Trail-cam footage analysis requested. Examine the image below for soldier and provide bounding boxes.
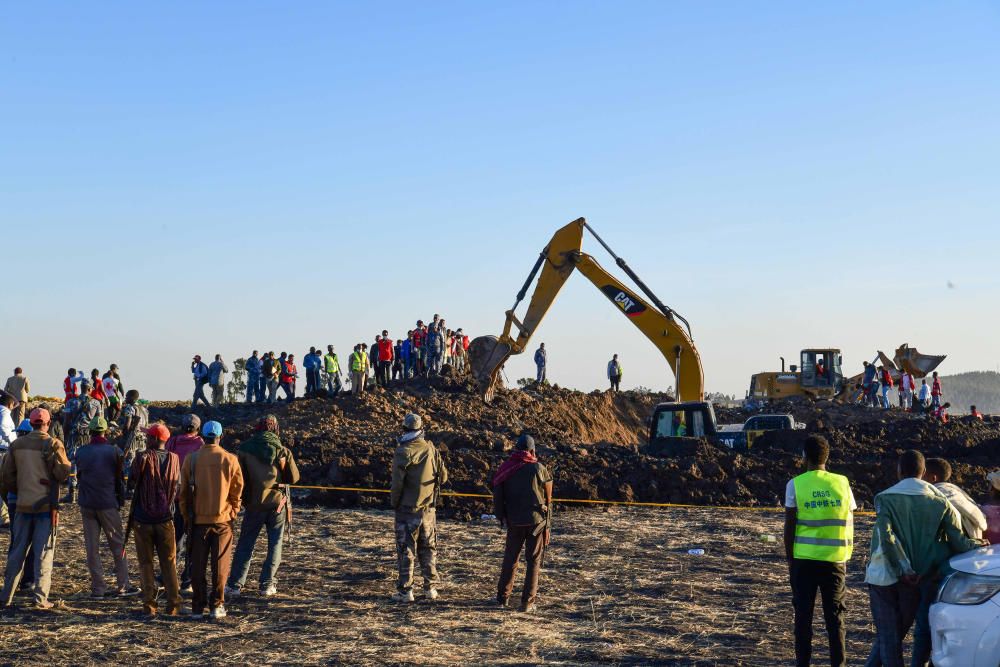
[492,434,553,612]
[390,413,447,603]
[119,389,149,488]
[65,380,104,503]
[0,408,71,609]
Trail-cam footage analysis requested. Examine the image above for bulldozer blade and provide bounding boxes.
[468,335,512,403]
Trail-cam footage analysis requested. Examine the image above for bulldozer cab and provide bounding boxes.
[800,349,842,389]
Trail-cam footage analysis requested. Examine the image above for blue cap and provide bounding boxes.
[202,421,223,438]
[15,419,32,433]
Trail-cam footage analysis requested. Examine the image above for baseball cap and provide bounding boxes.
[146,423,171,441]
[15,419,32,433]
[29,408,51,425]
[202,421,223,438]
[89,415,109,432]
[181,413,202,431]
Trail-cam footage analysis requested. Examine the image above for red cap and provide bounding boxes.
[146,423,171,441]
[29,408,50,424]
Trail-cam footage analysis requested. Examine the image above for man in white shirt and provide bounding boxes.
[898,371,915,410]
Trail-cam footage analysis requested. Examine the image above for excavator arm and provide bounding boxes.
[468,218,705,403]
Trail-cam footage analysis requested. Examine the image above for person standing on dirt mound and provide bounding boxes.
[191,355,211,409]
[245,351,263,404]
[607,354,623,392]
[226,414,300,599]
[783,434,856,667]
[864,450,984,667]
[862,361,877,408]
[534,343,547,384]
[349,345,366,397]
[324,345,343,396]
[208,355,229,406]
[492,434,553,613]
[3,368,29,426]
[377,331,394,388]
[390,413,447,603]
[930,371,942,408]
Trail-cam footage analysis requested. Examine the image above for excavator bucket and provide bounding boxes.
[468,335,513,403]
[893,344,946,378]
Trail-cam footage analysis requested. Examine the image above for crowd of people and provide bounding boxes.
[785,436,1000,667]
[0,361,552,618]
[856,365,980,423]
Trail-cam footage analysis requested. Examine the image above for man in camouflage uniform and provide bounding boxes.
[64,380,104,503]
[119,389,148,488]
[390,413,447,603]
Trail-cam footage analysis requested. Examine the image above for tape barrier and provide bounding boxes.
[288,483,876,516]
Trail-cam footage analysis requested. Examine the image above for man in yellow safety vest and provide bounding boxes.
[783,434,856,667]
[349,345,367,397]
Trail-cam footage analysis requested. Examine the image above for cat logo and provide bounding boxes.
[600,286,646,318]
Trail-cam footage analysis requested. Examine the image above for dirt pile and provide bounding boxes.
[143,379,1000,516]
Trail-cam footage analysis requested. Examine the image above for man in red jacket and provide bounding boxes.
[377,331,394,388]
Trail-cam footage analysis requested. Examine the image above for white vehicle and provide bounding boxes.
[930,546,1000,666]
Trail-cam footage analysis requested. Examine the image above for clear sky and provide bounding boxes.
[3,2,999,401]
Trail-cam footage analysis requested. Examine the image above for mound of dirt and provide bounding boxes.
[138,380,1000,516]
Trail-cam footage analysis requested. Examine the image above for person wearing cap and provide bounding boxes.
[166,414,204,593]
[119,389,149,488]
[65,380,105,503]
[492,433,553,613]
[180,421,243,619]
[3,368,30,426]
[129,422,182,616]
[981,471,1000,545]
[191,355,211,409]
[0,408,71,609]
[323,345,343,396]
[226,415,300,599]
[208,354,229,406]
[390,413,447,603]
[77,414,136,598]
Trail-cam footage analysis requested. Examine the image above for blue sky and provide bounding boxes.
[2,2,999,400]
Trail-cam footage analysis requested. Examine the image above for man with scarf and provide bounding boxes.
[129,422,182,617]
[492,434,553,613]
[226,415,300,598]
[390,413,447,603]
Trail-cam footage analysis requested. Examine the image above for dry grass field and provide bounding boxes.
[0,504,878,665]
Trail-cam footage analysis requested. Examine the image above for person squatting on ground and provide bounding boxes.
[493,434,553,613]
[390,413,447,603]
[227,415,300,598]
[180,421,243,619]
[76,414,136,598]
[0,408,71,609]
[166,414,204,592]
[863,449,984,667]
[130,422,182,616]
[784,434,857,667]
[607,354,623,392]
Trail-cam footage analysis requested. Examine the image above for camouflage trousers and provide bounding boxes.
[394,508,438,592]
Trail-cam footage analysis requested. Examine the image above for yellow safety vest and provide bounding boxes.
[792,470,854,562]
[350,352,363,372]
[324,353,340,374]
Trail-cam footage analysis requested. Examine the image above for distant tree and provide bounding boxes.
[226,358,247,404]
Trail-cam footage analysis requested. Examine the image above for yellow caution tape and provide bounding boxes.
[287,483,876,516]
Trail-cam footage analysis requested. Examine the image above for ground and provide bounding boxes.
[0,504,879,666]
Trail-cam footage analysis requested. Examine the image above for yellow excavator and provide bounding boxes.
[468,218,720,446]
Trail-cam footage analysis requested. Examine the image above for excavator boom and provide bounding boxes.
[468,218,704,403]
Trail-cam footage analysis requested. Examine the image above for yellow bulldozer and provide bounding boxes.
[746,344,946,406]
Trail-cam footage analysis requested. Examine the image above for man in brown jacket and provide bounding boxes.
[493,434,553,613]
[390,413,447,603]
[226,415,300,598]
[179,420,243,620]
[3,368,30,426]
[0,408,71,609]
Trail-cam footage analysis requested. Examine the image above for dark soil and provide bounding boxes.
[140,377,1000,515]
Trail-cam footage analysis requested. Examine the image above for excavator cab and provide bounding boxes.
[648,401,718,453]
